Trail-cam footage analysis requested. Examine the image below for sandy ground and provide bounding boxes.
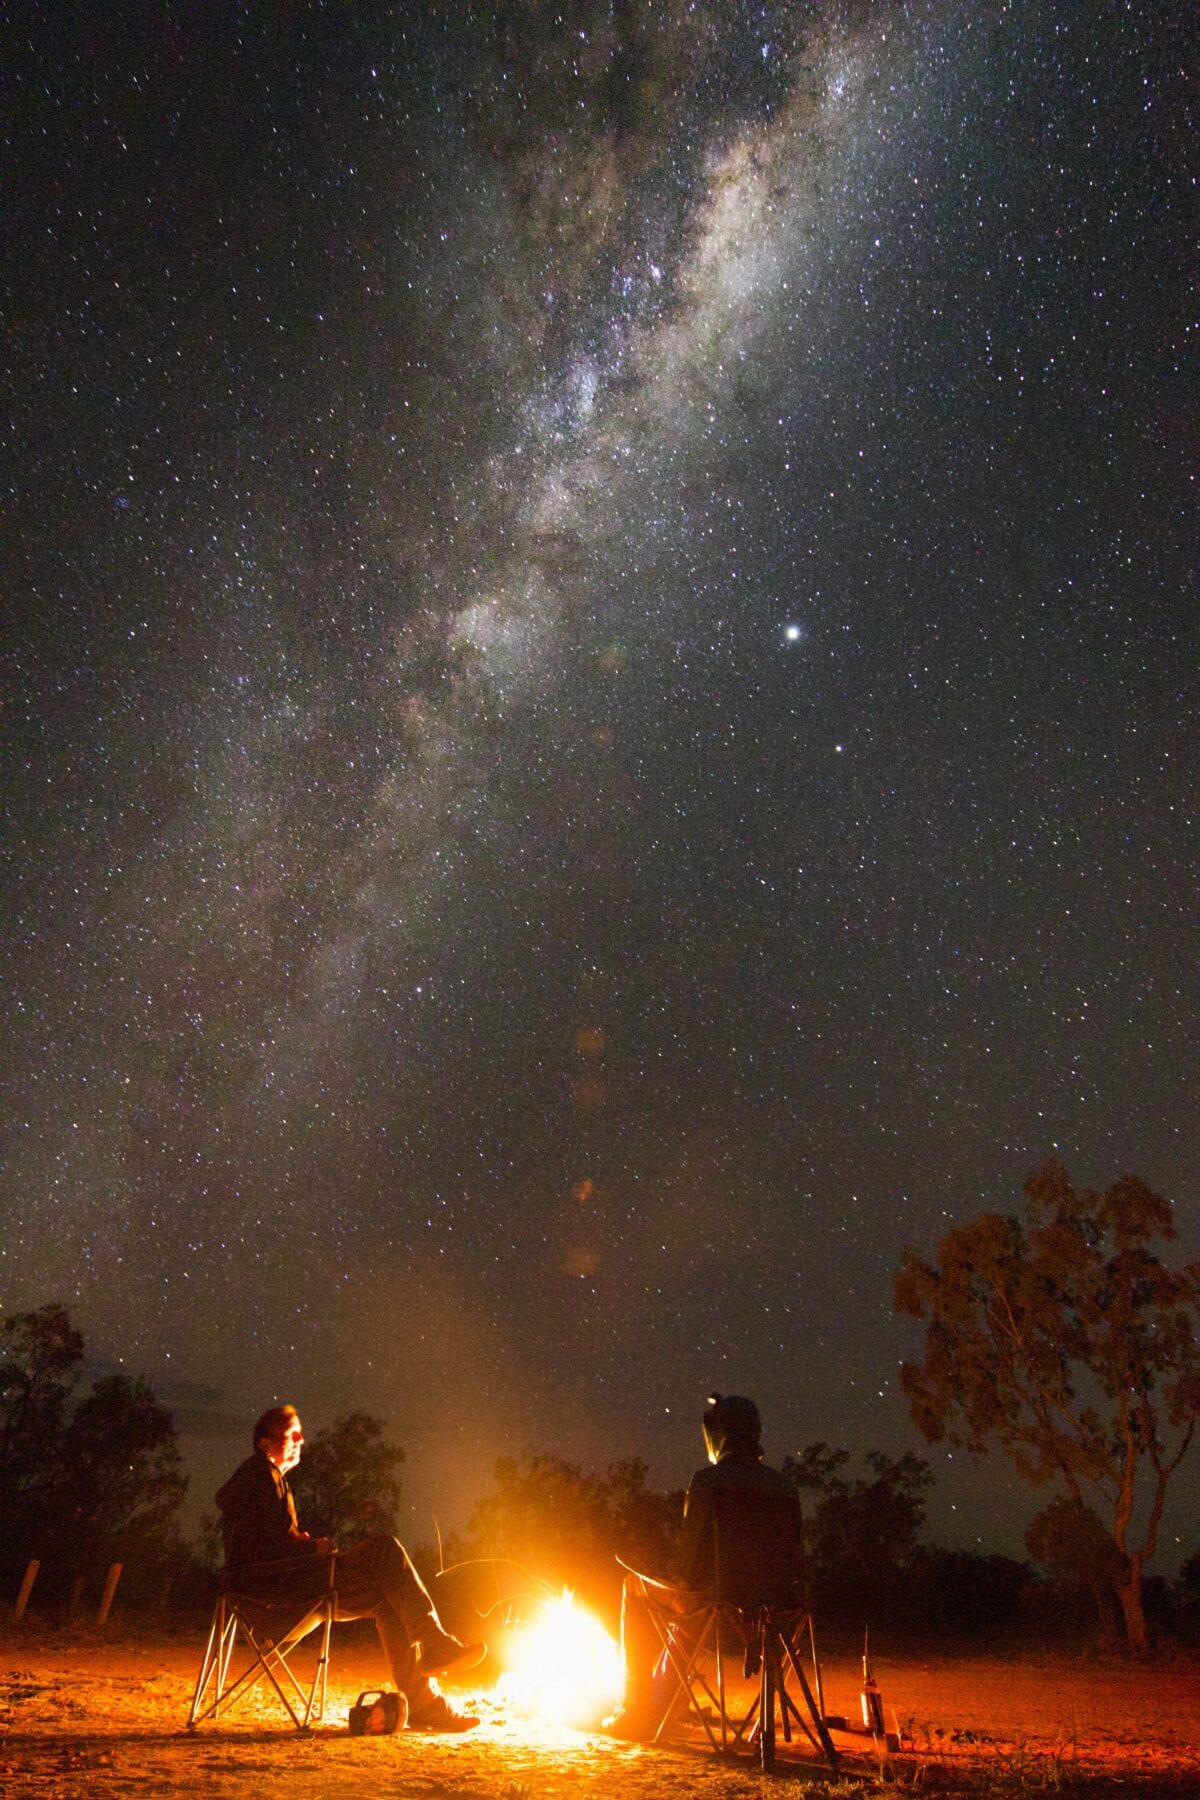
[1,1626,1197,1798]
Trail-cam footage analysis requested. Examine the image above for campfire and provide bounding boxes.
[497,1590,624,1730]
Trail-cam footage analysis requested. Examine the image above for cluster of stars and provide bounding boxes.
[3,1,1193,1551]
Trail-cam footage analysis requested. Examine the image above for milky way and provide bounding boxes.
[4,2,1195,1549]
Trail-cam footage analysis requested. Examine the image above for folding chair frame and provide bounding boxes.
[625,1573,839,1772]
[188,1560,337,1733]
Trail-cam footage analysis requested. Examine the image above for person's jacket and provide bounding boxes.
[215,1450,321,1588]
[676,1447,803,1603]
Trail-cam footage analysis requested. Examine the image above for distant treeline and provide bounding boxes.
[0,1304,186,1612]
[3,1301,1199,1648]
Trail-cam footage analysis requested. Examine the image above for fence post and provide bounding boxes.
[12,1560,40,1622]
[96,1562,123,1625]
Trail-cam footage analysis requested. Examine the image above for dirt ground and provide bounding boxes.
[1,1625,1196,1799]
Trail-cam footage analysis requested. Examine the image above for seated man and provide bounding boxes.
[609,1392,803,1740]
[216,1404,484,1731]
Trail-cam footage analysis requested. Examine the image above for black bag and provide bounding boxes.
[348,1688,407,1734]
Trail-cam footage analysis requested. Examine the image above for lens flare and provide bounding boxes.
[498,1590,624,1729]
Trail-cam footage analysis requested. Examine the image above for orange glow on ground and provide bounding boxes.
[497,1590,624,1730]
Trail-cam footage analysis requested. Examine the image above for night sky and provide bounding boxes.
[4,2,1196,1556]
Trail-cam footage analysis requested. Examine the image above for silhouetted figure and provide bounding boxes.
[217,1404,484,1731]
[608,1392,803,1739]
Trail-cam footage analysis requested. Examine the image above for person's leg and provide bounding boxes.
[609,1576,701,1738]
[609,1573,680,1735]
[620,1574,663,1712]
[333,1537,438,1710]
[333,1536,481,1720]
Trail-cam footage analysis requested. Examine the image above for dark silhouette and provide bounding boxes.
[0,1304,184,1608]
[216,1403,483,1731]
[608,1392,803,1740]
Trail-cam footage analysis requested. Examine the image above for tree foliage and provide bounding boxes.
[0,1305,84,1524]
[452,1452,682,1624]
[896,1159,1200,1651]
[0,1304,186,1601]
[290,1411,404,1544]
[1173,1548,1200,1647]
[783,1442,933,1619]
[61,1374,186,1574]
[1025,1495,1125,1645]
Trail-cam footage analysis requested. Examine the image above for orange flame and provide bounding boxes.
[498,1590,624,1730]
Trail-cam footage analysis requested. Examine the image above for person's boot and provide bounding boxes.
[602,1699,659,1742]
[407,1692,480,1732]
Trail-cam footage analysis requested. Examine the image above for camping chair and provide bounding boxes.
[622,1488,838,1772]
[187,1553,337,1732]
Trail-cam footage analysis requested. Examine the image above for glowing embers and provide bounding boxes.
[498,1590,623,1730]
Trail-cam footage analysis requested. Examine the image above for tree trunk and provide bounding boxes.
[1087,1579,1118,1649]
[1116,1566,1149,1654]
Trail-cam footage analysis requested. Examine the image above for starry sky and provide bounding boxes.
[4,2,1196,1556]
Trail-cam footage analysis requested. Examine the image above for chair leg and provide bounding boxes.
[780,1628,839,1770]
[191,1603,246,1727]
[758,1631,776,1772]
[807,1614,826,1723]
[206,1621,306,1729]
[190,1603,272,1730]
[189,1600,334,1733]
[214,1610,239,1717]
[775,1640,793,1746]
[647,1672,681,1746]
[305,1605,334,1728]
[648,1611,725,1753]
[187,1598,226,1729]
[244,1620,319,1730]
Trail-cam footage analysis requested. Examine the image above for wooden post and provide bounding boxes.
[96,1562,122,1625]
[12,1560,40,1621]
[156,1573,172,1613]
[69,1575,86,1620]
